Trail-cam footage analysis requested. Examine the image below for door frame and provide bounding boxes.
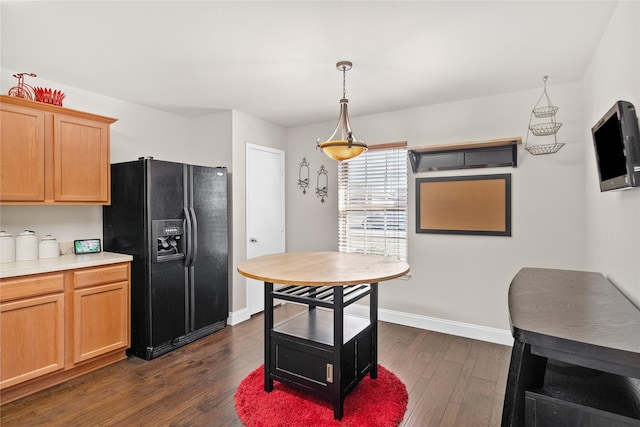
[245,143,285,315]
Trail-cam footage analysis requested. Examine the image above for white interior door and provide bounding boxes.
[246,143,285,315]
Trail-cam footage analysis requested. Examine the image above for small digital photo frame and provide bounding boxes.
[74,239,102,254]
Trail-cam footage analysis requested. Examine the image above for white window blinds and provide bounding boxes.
[338,142,408,261]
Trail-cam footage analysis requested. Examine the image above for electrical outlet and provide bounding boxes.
[59,241,74,255]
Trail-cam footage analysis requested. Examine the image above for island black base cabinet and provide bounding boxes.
[270,310,374,396]
[264,282,378,420]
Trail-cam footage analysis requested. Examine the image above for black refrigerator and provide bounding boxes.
[103,158,229,360]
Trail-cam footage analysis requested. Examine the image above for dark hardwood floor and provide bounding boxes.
[1,304,512,426]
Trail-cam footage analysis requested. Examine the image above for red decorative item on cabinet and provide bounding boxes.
[34,87,66,106]
[7,72,36,101]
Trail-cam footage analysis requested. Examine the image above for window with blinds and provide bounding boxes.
[338,142,408,261]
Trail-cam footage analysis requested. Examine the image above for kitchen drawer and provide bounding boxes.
[0,273,64,302]
[73,263,129,289]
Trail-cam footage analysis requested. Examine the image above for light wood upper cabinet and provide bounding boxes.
[0,95,117,205]
[54,114,110,202]
[0,102,46,201]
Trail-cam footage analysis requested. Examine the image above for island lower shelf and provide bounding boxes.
[273,308,370,345]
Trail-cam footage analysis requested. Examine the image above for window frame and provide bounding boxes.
[337,141,408,261]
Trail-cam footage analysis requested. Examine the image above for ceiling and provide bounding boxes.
[1,1,617,128]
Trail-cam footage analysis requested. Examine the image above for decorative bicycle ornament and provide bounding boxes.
[525,76,565,155]
[8,73,37,101]
[8,72,66,107]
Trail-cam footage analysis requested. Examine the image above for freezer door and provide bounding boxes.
[147,160,189,347]
[189,166,229,331]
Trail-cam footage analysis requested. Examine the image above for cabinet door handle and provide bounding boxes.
[326,363,333,383]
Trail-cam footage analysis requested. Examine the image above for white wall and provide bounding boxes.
[583,1,640,307]
[0,69,199,245]
[4,1,637,339]
[229,110,287,315]
[286,122,342,252]
[0,68,293,319]
[0,69,238,302]
[286,82,588,333]
[285,1,640,338]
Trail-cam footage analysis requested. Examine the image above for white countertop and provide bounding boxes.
[0,252,133,279]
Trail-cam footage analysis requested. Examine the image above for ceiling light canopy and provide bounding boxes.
[317,61,367,162]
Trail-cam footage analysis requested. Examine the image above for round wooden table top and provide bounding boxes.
[237,251,410,286]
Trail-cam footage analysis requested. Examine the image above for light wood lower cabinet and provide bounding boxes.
[0,262,130,404]
[0,274,65,389]
[73,265,129,363]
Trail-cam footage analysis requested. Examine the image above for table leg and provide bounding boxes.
[333,285,344,420]
[264,281,274,392]
[370,282,378,379]
[501,339,547,426]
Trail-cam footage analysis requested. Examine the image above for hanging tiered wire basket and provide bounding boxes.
[525,76,565,155]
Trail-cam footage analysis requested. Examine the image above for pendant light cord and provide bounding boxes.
[342,65,347,99]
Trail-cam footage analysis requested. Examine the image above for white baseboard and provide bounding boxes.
[227,308,250,326]
[345,304,514,347]
[228,303,513,346]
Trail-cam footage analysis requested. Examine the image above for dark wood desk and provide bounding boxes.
[502,268,640,426]
[237,251,409,420]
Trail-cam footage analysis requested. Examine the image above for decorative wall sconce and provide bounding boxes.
[298,157,310,194]
[316,165,328,203]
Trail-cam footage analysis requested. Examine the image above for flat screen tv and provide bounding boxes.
[592,100,640,192]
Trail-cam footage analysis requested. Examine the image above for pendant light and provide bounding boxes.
[317,61,367,161]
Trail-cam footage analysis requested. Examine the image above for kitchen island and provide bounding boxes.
[0,252,132,404]
[237,251,409,420]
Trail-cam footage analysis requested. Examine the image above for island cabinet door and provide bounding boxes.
[72,264,130,364]
[0,293,65,388]
[53,113,110,204]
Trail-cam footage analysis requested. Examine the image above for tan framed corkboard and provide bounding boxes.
[416,174,511,236]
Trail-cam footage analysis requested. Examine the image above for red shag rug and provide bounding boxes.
[234,365,408,426]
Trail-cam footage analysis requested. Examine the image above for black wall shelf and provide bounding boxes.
[408,137,522,173]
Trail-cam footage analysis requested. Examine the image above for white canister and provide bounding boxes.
[39,235,60,259]
[0,231,16,263]
[15,230,38,261]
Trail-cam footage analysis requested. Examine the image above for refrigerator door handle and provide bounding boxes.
[189,207,198,263]
[183,207,193,266]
